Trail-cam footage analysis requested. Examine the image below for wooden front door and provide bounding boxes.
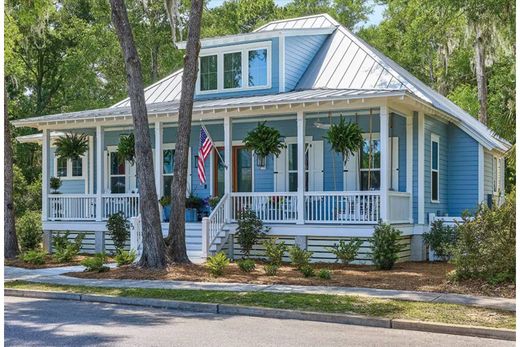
[212,146,253,196]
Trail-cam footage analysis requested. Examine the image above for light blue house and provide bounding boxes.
[15,14,510,263]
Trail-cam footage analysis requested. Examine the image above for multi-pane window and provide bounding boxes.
[200,55,217,91]
[248,49,268,87]
[431,135,439,202]
[56,157,68,177]
[71,158,83,177]
[224,52,242,89]
[287,143,309,192]
[110,152,126,193]
[360,138,381,190]
[163,149,175,195]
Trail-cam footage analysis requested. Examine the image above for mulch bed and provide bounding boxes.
[67,261,515,299]
[5,255,114,269]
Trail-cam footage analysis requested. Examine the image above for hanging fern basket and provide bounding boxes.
[243,122,286,170]
[324,115,364,164]
[54,133,89,161]
[117,133,135,165]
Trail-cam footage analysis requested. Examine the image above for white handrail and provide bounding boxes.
[202,194,228,258]
[230,192,298,223]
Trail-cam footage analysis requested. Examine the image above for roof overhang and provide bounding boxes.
[177,27,336,49]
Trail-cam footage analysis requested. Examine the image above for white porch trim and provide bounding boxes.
[42,128,50,222]
[95,125,104,221]
[478,144,484,203]
[296,110,305,224]
[379,106,389,222]
[418,111,425,224]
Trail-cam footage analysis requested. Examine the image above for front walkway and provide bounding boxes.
[5,266,515,312]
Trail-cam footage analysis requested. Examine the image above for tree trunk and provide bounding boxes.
[474,22,488,124]
[110,0,167,268]
[4,87,19,259]
[166,0,203,263]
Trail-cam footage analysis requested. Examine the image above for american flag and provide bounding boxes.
[197,126,213,184]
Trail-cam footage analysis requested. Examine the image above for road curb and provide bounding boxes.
[5,289,515,341]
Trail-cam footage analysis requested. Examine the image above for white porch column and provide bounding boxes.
[41,128,50,222]
[406,114,413,223]
[154,121,163,198]
[96,125,104,221]
[418,112,425,224]
[296,111,305,224]
[379,106,389,222]
[224,116,232,222]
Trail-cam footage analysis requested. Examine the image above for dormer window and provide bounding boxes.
[197,41,271,94]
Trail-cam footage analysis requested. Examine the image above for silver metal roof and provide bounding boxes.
[254,13,338,32]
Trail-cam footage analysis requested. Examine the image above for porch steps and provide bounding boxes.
[161,222,204,262]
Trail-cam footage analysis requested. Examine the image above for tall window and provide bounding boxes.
[248,49,267,87]
[234,147,252,192]
[431,135,439,202]
[110,152,126,193]
[492,156,498,193]
[71,158,83,177]
[200,55,217,91]
[163,149,175,195]
[56,157,68,177]
[224,52,242,89]
[360,137,381,190]
[287,143,309,192]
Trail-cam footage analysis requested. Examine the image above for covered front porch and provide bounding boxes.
[41,104,413,228]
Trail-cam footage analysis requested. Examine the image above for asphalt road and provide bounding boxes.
[5,296,514,347]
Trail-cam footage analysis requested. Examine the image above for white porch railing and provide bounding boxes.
[304,191,381,224]
[230,192,299,223]
[201,194,228,257]
[388,191,412,223]
[102,194,140,220]
[48,194,97,221]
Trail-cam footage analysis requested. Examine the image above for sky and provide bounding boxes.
[206,0,386,28]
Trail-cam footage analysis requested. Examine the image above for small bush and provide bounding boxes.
[16,211,43,252]
[423,220,458,261]
[235,209,269,257]
[318,269,331,280]
[20,250,46,265]
[300,265,315,278]
[263,238,287,266]
[327,238,363,265]
[289,245,313,269]
[115,250,137,266]
[371,223,403,270]
[237,258,256,273]
[52,232,85,263]
[450,190,515,283]
[81,253,109,272]
[206,252,230,277]
[264,264,279,276]
[107,212,130,253]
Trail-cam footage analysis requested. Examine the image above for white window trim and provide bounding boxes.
[53,153,87,180]
[359,133,381,190]
[196,41,272,94]
[431,134,440,203]
[105,145,131,194]
[281,136,312,192]
[492,155,499,194]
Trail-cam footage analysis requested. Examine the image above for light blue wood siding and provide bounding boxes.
[447,125,479,216]
[285,35,328,91]
[424,115,449,221]
[194,38,280,100]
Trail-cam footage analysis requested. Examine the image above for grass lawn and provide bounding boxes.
[67,261,515,298]
[5,280,515,330]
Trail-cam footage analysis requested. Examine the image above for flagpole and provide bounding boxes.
[200,120,227,169]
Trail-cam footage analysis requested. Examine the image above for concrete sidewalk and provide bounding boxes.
[5,266,515,312]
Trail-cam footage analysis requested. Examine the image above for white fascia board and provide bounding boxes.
[177,28,335,49]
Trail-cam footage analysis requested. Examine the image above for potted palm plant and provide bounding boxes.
[244,122,286,169]
[54,133,88,160]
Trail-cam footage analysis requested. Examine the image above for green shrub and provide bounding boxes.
[206,252,230,277]
[371,223,403,270]
[289,245,313,269]
[107,212,130,252]
[450,190,515,283]
[20,250,46,265]
[237,258,256,273]
[300,265,315,278]
[115,250,137,266]
[264,264,279,276]
[263,238,287,266]
[423,220,458,261]
[16,211,43,252]
[327,238,363,265]
[81,253,109,272]
[52,232,85,263]
[318,269,331,280]
[235,209,269,256]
